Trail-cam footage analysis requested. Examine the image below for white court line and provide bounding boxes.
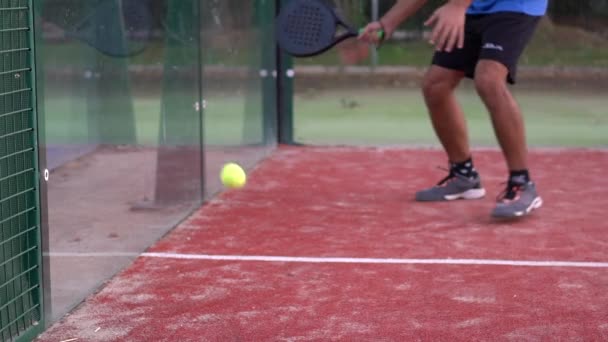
[141,252,608,269]
[46,252,608,268]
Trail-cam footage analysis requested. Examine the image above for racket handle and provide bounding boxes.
[357,28,385,40]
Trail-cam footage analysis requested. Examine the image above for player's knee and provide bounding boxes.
[474,71,503,99]
[422,67,462,101]
[474,62,507,98]
[422,75,451,100]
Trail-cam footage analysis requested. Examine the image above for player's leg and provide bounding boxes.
[474,60,528,171]
[422,65,469,163]
[415,16,486,202]
[472,12,543,217]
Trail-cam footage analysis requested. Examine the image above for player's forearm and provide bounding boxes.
[380,0,473,34]
[448,0,474,8]
[380,0,428,34]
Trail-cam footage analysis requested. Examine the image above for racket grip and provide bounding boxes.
[357,28,385,41]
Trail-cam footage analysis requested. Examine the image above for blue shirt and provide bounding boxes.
[467,0,548,16]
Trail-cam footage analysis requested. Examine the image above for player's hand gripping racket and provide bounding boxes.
[276,0,384,57]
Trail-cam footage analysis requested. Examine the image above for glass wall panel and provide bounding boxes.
[37,0,204,324]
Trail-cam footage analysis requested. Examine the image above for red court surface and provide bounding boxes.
[38,147,608,341]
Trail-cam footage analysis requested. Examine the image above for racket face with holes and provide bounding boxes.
[276,0,357,57]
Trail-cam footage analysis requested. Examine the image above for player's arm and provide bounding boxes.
[379,0,429,38]
[359,0,428,44]
[359,0,474,53]
[425,0,474,52]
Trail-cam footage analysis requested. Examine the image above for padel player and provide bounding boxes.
[359,0,547,218]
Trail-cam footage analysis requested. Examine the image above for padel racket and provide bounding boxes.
[276,0,384,57]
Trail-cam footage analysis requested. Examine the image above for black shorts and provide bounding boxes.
[431,12,541,84]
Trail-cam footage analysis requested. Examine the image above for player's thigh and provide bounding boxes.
[431,15,482,80]
[477,12,541,84]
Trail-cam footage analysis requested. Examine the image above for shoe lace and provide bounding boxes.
[496,181,522,201]
[436,166,456,186]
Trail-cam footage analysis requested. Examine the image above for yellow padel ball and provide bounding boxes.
[220,163,246,189]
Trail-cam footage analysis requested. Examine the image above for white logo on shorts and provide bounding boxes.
[483,43,504,51]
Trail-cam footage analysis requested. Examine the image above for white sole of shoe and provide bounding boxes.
[444,188,487,201]
[493,196,543,218]
[513,196,544,217]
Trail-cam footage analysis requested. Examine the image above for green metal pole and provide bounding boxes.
[31,0,52,330]
[259,0,278,145]
[276,0,295,144]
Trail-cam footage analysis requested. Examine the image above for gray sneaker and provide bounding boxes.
[415,172,486,202]
[492,181,543,218]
